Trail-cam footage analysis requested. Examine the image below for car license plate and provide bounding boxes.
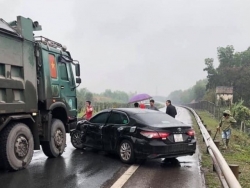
[174,134,183,142]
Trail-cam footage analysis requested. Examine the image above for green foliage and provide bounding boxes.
[167,79,207,104]
[76,88,136,112]
[100,89,134,103]
[203,88,216,103]
[204,45,250,107]
[167,90,182,104]
[196,110,250,187]
[232,100,250,124]
[193,80,207,100]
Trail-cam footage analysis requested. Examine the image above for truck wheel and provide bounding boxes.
[42,119,66,158]
[0,122,34,171]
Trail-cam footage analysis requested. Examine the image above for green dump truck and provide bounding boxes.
[0,16,81,171]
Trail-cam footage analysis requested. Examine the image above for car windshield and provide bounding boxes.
[134,113,182,127]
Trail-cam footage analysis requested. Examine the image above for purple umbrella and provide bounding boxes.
[128,93,152,103]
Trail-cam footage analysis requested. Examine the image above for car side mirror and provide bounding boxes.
[76,78,81,84]
[75,64,80,77]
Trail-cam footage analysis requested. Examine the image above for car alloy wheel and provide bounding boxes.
[120,142,131,161]
[119,140,135,164]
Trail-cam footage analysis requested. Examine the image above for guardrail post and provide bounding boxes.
[208,130,211,135]
[214,140,220,148]
[206,130,211,154]
[213,163,216,172]
[206,129,211,154]
[229,164,240,180]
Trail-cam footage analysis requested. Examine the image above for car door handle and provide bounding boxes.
[61,86,64,89]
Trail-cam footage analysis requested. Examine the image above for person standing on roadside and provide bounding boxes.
[217,110,236,149]
[134,102,139,108]
[147,99,159,111]
[82,101,93,120]
[166,100,177,118]
[139,102,145,109]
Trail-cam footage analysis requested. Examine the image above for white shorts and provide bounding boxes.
[222,129,231,139]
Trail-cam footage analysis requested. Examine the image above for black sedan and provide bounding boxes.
[70,108,196,164]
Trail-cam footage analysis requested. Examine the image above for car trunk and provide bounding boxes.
[145,124,193,143]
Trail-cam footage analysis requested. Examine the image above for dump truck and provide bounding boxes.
[0,16,81,171]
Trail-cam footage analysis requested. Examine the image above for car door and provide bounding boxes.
[85,111,110,149]
[103,111,130,151]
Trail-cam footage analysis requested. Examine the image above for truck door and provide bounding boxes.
[57,59,77,119]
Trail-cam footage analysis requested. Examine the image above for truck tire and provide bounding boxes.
[42,119,66,158]
[0,122,34,171]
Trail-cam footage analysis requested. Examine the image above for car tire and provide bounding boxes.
[42,119,66,158]
[0,122,34,171]
[119,140,135,164]
[71,130,84,150]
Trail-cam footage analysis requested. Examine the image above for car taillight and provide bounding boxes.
[140,131,170,139]
[187,129,195,136]
[158,132,170,139]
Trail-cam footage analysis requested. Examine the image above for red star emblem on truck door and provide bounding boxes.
[49,54,57,78]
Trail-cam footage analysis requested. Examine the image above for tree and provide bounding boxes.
[193,80,207,100]
[204,45,250,106]
[203,58,218,89]
[76,88,93,112]
[167,90,182,104]
[85,92,93,101]
[217,45,235,68]
[231,100,250,132]
[166,79,207,104]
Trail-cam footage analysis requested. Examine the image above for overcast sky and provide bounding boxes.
[1,0,250,96]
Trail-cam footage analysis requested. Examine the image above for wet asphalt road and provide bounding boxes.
[0,107,204,188]
[0,135,129,188]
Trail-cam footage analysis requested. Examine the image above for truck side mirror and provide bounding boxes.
[75,64,80,77]
[76,78,81,84]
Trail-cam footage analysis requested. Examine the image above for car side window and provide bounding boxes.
[107,112,129,124]
[90,112,110,124]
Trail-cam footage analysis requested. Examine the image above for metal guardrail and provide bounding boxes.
[182,106,242,188]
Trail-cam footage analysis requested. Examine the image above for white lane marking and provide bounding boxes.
[110,164,140,188]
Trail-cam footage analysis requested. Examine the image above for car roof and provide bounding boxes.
[100,108,164,115]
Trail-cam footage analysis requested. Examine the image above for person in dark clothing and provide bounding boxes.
[147,99,159,111]
[166,100,177,118]
[134,102,139,108]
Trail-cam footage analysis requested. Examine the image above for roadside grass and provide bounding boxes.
[190,112,221,188]
[191,110,250,188]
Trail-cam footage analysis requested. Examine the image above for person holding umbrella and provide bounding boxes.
[128,93,152,109]
[139,102,145,109]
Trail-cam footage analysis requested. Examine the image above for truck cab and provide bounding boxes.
[0,16,81,171]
